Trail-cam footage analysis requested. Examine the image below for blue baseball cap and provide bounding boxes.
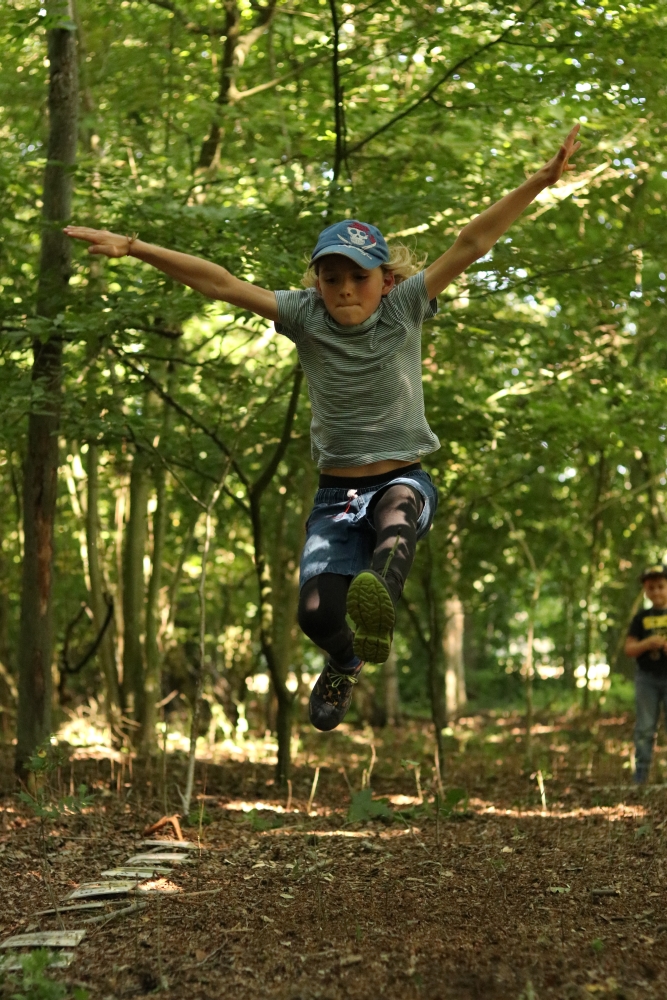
[310,220,389,269]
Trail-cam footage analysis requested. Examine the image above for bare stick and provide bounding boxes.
[286,779,293,813]
[178,462,229,816]
[307,766,320,815]
[84,901,148,926]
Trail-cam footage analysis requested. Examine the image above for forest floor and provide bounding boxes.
[0,705,665,1000]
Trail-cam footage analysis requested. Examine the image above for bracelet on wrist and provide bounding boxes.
[126,232,139,255]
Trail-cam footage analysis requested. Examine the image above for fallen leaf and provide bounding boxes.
[340,954,362,967]
[548,886,571,894]
[501,847,513,854]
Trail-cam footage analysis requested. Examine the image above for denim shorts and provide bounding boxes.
[300,469,438,587]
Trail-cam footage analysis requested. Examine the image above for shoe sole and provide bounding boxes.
[347,571,395,664]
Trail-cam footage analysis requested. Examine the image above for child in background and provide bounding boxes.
[65,124,581,733]
[624,565,667,784]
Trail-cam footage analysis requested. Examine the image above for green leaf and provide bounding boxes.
[347,789,392,823]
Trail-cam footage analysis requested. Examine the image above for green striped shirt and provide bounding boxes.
[275,271,441,469]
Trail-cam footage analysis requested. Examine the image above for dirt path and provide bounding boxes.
[0,711,664,999]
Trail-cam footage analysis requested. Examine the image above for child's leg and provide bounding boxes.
[634,670,660,783]
[369,484,423,603]
[300,573,363,732]
[347,484,423,663]
[298,573,356,668]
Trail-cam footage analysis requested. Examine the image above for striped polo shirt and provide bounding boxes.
[275,271,441,469]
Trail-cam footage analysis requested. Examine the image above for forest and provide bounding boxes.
[1,0,667,998]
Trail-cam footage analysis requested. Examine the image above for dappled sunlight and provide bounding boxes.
[57,702,120,762]
[468,797,647,821]
[263,827,417,840]
[223,800,295,815]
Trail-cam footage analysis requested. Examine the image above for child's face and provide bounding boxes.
[645,576,667,608]
[315,255,394,327]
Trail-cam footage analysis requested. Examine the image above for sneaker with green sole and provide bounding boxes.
[309,660,363,732]
[347,569,395,664]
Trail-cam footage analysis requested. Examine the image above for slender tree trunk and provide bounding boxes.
[16,1,78,775]
[427,637,447,777]
[444,595,466,717]
[382,646,401,726]
[275,695,293,782]
[86,442,120,722]
[524,615,535,765]
[179,473,227,816]
[122,449,150,721]
[142,394,174,750]
[582,452,606,711]
[250,494,295,786]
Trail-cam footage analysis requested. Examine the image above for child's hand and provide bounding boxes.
[63,226,136,258]
[646,634,667,651]
[535,125,582,187]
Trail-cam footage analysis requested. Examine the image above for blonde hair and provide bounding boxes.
[301,241,426,288]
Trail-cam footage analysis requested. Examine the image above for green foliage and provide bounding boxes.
[347,789,392,823]
[438,788,469,818]
[245,809,284,832]
[590,937,605,954]
[2,950,88,1000]
[19,743,93,821]
[186,807,212,828]
[18,784,93,822]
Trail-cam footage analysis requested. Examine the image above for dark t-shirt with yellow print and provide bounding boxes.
[628,607,667,675]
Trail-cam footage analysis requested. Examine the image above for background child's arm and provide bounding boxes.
[424,125,581,300]
[63,227,279,322]
[624,634,667,657]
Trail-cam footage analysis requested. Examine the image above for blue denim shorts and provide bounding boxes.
[300,469,438,587]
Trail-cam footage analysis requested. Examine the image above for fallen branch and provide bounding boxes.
[83,901,148,926]
[143,815,184,841]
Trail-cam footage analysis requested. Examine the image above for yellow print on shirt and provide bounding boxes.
[642,616,667,631]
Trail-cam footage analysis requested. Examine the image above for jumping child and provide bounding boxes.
[65,123,581,733]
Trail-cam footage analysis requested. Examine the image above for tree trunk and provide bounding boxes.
[86,442,121,722]
[122,449,150,721]
[16,1,78,775]
[251,493,295,786]
[444,595,466,717]
[382,646,401,726]
[524,616,535,765]
[142,395,173,751]
[275,691,293,787]
[427,636,447,776]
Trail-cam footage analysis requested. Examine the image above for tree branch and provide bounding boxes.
[109,344,250,489]
[250,365,303,499]
[346,0,544,157]
[328,0,347,182]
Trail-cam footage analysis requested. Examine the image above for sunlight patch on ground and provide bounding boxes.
[386,794,422,806]
[469,797,647,821]
[57,704,121,762]
[263,828,417,840]
[222,800,291,814]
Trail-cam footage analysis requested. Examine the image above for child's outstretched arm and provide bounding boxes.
[424,125,582,300]
[63,227,279,322]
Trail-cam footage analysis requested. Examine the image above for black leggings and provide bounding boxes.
[297,484,422,667]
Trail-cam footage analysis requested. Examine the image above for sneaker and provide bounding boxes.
[309,660,363,732]
[347,569,395,664]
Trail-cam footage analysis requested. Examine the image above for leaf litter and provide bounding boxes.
[0,710,665,998]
